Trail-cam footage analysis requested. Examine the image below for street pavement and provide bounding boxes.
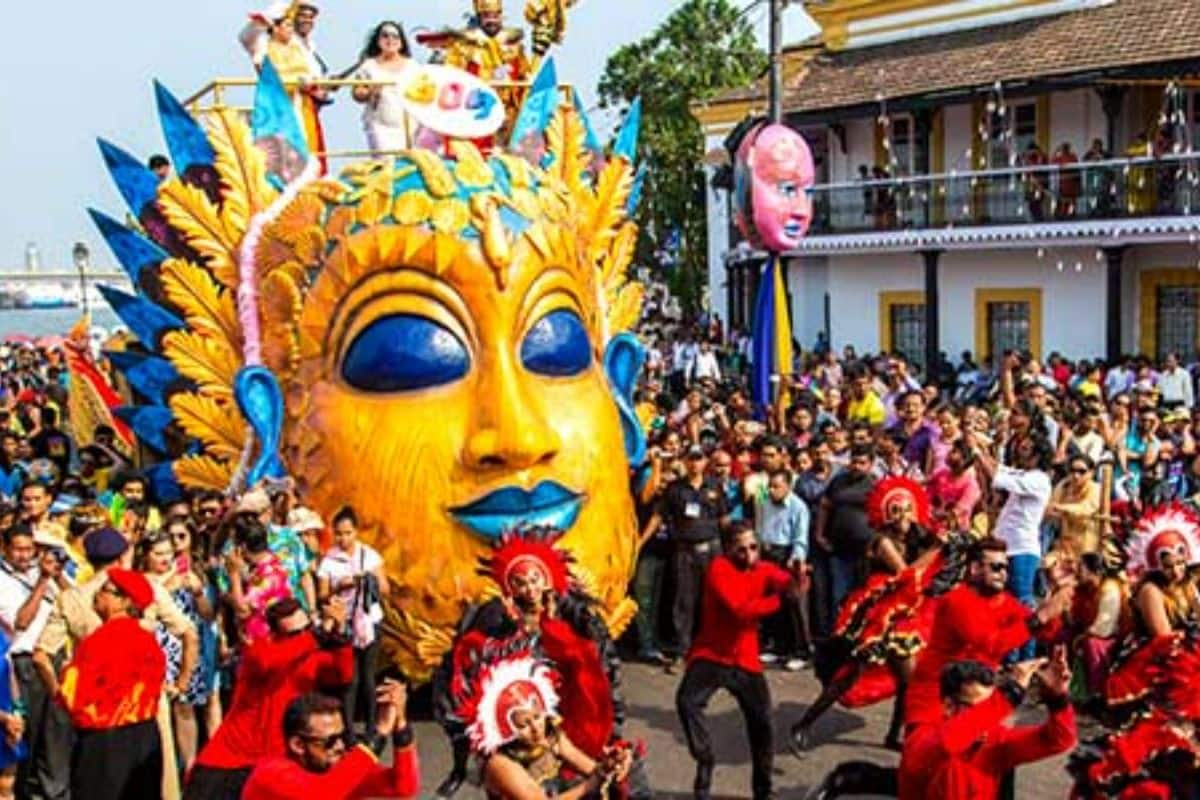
[410,660,1074,799]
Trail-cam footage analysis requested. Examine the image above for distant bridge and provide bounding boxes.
[0,271,129,285]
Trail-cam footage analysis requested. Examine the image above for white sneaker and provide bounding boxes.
[760,652,779,664]
[784,657,809,672]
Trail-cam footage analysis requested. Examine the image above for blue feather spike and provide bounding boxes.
[626,164,647,215]
[113,406,175,454]
[253,59,309,162]
[613,98,642,162]
[509,58,558,150]
[571,89,603,154]
[144,461,185,503]
[97,285,184,349]
[105,350,181,407]
[155,81,214,175]
[87,209,167,286]
[97,139,160,216]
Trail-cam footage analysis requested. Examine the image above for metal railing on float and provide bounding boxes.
[181,76,573,162]
[808,152,1200,235]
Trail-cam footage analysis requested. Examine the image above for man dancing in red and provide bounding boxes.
[805,537,1074,799]
[899,650,1076,798]
[904,537,1072,729]
[676,522,799,800]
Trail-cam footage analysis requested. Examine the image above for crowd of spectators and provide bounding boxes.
[0,342,412,799]
[5,309,1200,797]
[630,315,1200,697]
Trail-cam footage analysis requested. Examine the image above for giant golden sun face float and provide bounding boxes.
[93,61,646,678]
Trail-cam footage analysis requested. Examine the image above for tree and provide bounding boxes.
[598,0,766,315]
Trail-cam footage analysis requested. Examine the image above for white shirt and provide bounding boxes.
[1157,367,1194,408]
[0,561,58,654]
[993,466,1052,556]
[693,350,722,382]
[317,543,383,647]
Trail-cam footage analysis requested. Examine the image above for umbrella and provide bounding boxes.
[3,334,32,345]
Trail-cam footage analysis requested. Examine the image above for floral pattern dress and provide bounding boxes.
[240,554,291,645]
[154,582,213,706]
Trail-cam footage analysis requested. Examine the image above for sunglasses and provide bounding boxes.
[1070,467,1089,475]
[301,731,345,749]
[983,561,1008,574]
[171,532,190,541]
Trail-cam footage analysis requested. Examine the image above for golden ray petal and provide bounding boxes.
[173,454,235,491]
[170,393,246,460]
[161,330,238,401]
[393,191,433,226]
[431,198,470,235]
[159,259,241,348]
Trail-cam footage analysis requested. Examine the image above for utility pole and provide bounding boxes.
[768,0,785,123]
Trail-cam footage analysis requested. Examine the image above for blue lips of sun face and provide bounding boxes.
[449,481,584,540]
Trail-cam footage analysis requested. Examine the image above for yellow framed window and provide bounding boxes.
[879,290,926,369]
[974,288,1042,361]
[1139,269,1200,361]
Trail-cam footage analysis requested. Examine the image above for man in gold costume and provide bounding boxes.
[429,0,530,82]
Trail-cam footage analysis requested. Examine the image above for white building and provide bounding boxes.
[696,0,1200,371]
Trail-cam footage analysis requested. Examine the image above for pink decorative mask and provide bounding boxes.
[733,123,815,252]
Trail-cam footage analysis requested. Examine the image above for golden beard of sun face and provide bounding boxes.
[282,219,638,675]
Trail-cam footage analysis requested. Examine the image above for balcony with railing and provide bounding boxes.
[807,152,1200,237]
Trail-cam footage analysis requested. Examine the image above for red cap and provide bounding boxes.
[106,568,154,612]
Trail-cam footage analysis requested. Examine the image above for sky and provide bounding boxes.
[0,0,689,272]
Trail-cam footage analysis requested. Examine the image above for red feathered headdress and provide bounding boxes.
[866,476,930,529]
[1125,503,1200,577]
[480,528,572,596]
[451,636,562,755]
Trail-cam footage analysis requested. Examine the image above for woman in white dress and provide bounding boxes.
[352,22,418,155]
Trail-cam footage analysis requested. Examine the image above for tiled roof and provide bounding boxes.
[718,0,1200,113]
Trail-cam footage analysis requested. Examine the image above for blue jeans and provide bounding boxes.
[830,553,859,613]
[1006,553,1039,661]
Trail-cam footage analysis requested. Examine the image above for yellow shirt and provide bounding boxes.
[846,392,886,427]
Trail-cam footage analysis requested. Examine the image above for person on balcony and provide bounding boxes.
[1082,138,1113,217]
[1125,132,1154,215]
[1021,142,1048,222]
[352,22,418,155]
[1052,142,1080,220]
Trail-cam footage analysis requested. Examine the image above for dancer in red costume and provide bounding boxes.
[433,528,644,798]
[899,651,1076,800]
[451,637,634,800]
[789,477,944,753]
[904,536,1073,730]
[1069,504,1200,798]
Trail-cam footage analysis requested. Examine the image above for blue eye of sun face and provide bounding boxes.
[341,314,469,391]
[520,309,592,377]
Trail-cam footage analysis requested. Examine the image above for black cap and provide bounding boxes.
[83,527,129,563]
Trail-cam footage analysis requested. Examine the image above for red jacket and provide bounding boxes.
[906,584,1058,726]
[194,631,354,770]
[688,556,791,673]
[241,743,420,800]
[899,690,1076,799]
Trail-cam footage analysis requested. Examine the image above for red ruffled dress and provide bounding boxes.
[828,531,966,709]
[1070,596,1200,799]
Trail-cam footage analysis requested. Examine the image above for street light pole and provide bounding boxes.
[72,242,90,317]
[768,0,785,124]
